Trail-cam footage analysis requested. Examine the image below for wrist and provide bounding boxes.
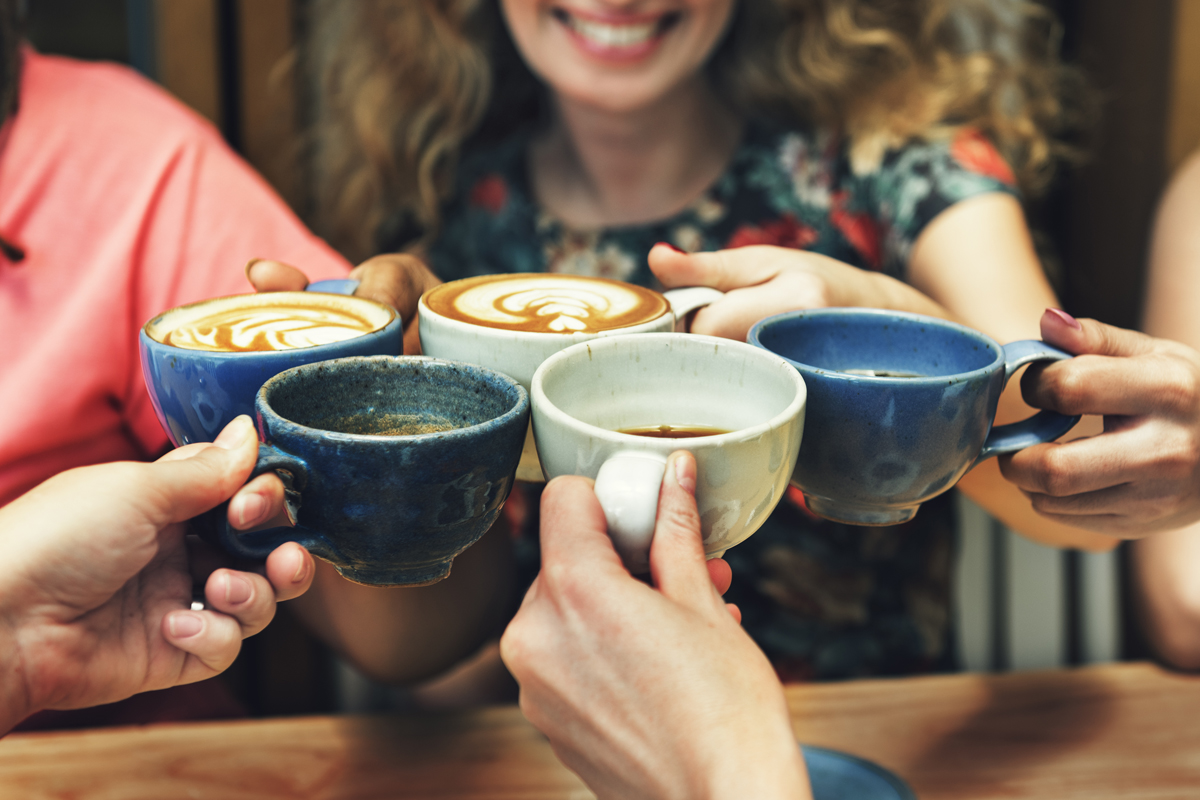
[696,713,810,800]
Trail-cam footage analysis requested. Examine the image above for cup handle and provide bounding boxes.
[218,443,336,562]
[976,340,1082,461]
[593,451,669,573]
[662,287,724,331]
[306,278,361,295]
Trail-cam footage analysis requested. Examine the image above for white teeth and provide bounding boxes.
[566,15,658,48]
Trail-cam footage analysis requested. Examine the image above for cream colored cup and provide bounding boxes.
[418,275,722,481]
[531,333,807,572]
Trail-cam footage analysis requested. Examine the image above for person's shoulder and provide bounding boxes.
[19,50,226,153]
[874,128,1017,187]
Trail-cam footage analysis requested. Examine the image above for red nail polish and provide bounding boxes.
[1046,308,1082,330]
[655,241,685,254]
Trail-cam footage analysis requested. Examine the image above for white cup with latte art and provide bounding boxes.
[418,273,722,482]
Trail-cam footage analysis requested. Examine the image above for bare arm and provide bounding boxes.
[1133,151,1200,669]
[910,194,1115,551]
[290,521,517,684]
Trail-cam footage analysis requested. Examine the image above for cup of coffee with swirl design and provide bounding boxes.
[140,289,403,446]
[418,273,722,481]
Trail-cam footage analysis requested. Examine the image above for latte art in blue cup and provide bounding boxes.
[140,290,403,446]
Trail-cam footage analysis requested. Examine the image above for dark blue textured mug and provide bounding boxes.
[139,284,400,446]
[748,308,1080,526]
[220,356,529,586]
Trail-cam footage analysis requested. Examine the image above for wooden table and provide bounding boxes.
[2,662,1198,799]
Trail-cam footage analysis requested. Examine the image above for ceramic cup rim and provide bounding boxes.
[747,307,1005,385]
[531,332,807,447]
[141,291,400,357]
[258,355,530,444]
[418,274,675,342]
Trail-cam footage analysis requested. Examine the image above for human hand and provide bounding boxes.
[0,416,315,732]
[648,243,950,341]
[500,452,811,800]
[999,309,1200,536]
[247,253,442,354]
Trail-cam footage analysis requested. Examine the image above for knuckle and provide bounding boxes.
[1039,366,1088,413]
[1032,447,1075,496]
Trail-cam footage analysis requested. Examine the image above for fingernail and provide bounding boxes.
[214,415,255,450]
[292,553,311,584]
[223,572,253,605]
[655,241,685,254]
[671,454,696,495]
[244,258,262,281]
[233,492,269,528]
[1046,308,1082,330]
[169,612,204,638]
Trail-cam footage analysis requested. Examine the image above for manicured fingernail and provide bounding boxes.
[244,258,262,280]
[214,415,255,450]
[655,241,685,254]
[169,612,204,638]
[223,572,253,605]
[1046,308,1081,330]
[233,492,269,528]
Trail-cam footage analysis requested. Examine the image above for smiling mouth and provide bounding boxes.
[551,7,681,52]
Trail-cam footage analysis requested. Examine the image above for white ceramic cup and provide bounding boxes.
[419,277,722,481]
[531,333,807,573]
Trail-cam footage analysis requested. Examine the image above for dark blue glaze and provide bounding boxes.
[138,295,401,446]
[749,308,1078,525]
[219,356,529,586]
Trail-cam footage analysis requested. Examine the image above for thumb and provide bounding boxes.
[1040,308,1157,358]
[140,416,261,525]
[648,243,779,291]
[648,452,723,613]
[246,258,311,292]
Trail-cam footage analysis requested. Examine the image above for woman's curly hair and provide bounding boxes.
[305,0,1089,262]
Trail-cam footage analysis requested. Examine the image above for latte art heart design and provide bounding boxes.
[499,288,612,332]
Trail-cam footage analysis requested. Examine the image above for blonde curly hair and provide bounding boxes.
[305,0,1088,263]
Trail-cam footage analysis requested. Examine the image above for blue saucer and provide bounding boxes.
[802,745,916,800]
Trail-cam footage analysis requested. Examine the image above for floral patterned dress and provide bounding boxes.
[418,121,1018,681]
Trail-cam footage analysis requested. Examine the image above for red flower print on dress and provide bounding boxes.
[830,191,883,270]
[726,214,819,250]
[950,129,1016,186]
[469,174,509,215]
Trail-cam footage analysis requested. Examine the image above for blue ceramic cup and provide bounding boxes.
[139,284,400,446]
[748,308,1080,526]
[219,356,529,586]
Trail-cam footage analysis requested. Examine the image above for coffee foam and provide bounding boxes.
[423,274,669,334]
[148,292,394,352]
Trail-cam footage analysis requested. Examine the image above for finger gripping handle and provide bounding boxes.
[978,340,1081,461]
[218,443,331,561]
[593,452,668,574]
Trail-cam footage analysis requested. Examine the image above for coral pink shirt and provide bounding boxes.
[0,52,350,506]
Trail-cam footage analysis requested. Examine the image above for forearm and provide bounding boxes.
[855,269,958,322]
[1132,524,1200,670]
[289,519,517,684]
[703,719,812,800]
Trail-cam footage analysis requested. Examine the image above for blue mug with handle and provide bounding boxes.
[220,355,529,586]
[139,279,401,446]
[748,308,1080,526]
